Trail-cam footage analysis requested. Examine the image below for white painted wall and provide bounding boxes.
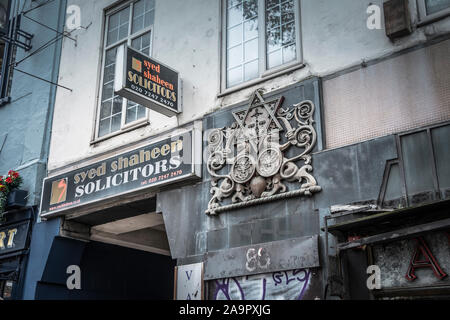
[48,0,450,173]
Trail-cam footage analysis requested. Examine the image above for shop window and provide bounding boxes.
[0,279,14,299]
[417,0,450,21]
[223,0,302,89]
[96,0,155,139]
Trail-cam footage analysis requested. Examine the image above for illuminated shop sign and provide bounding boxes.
[40,129,201,217]
[114,45,181,117]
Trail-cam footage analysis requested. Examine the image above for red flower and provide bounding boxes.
[13,172,19,178]
[5,177,12,184]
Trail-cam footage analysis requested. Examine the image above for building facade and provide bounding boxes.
[30,0,450,300]
[0,0,66,300]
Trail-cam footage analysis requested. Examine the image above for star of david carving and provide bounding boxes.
[205,89,321,215]
[232,90,285,144]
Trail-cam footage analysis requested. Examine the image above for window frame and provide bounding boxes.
[417,0,450,24]
[93,0,155,142]
[220,0,303,93]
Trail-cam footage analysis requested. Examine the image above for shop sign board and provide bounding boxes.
[40,128,201,217]
[0,221,30,256]
[114,45,181,117]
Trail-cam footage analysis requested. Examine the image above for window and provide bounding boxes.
[418,0,450,21]
[97,0,155,138]
[0,280,14,299]
[223,0,301,89]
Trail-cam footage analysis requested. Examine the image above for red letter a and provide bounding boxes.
[405,237,447,281]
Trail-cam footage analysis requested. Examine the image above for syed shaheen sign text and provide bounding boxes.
[40,129,201,217]
[114,45,181,117]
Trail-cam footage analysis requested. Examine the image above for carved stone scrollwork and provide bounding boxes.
[205,89,321,215]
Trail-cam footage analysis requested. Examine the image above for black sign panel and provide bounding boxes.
[40,129,201,217]
[114,45,181,117]
[0,221,30,256]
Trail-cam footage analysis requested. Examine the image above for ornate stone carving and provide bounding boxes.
[206,89,321,215]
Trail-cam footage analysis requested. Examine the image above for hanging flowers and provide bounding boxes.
[0,170,23,219]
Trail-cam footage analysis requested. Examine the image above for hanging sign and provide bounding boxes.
[114,45,181,117]
[39,129,201,217]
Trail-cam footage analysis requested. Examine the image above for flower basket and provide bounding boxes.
[0,170,24,220]
[6,189,28,209]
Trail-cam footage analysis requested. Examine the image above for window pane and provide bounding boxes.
[100,100,112,120]
[244,38,258,61]
[137,105,147,119]
[132,32,152,55]
[244,18,258,41]
[267,27,281,52]
[105,47,117,66]
[134,0,145,14]
[99,118,111,137]
[243,0,258,20]
[107,29,119,46]
[103,65,115,84]
[112,96,123,115]
[228,24,242,48]
[111,114,122,132]
[119,24,129,40]
[267,49,282,69]
[267,0,279,9]
[102,81,114,101]
[425,0,450,14]
[228,0,242,8]
[244,60,258,81]
[266,0,296,70]
[282,43,296,64]
[109,13,119,30]
[126,104,137,123]
[266,3,281,31]
[282,22,295,45]
[281,0,295,25]
[126,101,146,124]
[228,3,243,27]
[132,15,144,33]
[227,0,259,87]
[107,7,130,45]
[133,0,155,33]
[227,66,242,87]
[228,45,243,68]
[144,10,155,28]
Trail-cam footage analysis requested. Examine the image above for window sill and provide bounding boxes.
[90,119,150,146]
[218,62,306,98]
[417,8,450,27]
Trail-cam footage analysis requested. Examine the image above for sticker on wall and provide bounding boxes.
[175,262,204,300]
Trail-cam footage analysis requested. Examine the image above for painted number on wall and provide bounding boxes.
[246,247,271,272]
